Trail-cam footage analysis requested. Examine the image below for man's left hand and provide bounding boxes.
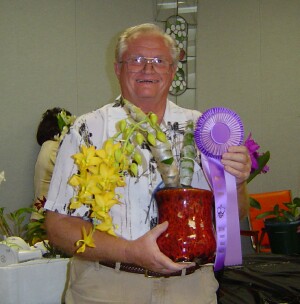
[221,145,251,185]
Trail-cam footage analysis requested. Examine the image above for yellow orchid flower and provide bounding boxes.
[106,228,117,237]
[69,198,84,209]
[69,105,166,252]
[92,209,111,221]
[103,139,115,156]
[95,148,106,160]
[95,215,116,234]
[69,174,83,187]
[72,145,101,172]
[93,192,119,212]
[96,140,122,162]
[95,163,120,190]
[71,174,101,204]
[75,226,96,253]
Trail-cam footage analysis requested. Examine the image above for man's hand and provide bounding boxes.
[125,221,195,274]
[221,145,251,185]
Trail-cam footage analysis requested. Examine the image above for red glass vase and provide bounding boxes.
[155,187,216,265]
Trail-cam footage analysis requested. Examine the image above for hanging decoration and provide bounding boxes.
[166,15,187,96]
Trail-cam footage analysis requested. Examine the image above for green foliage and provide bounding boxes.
[56,110,76,132]
[0,207,33,240]
[0,206,47,245]
[249,197,261,209]
[256,197,300,222]
[121,98,178,187]
[0,206,70,258]
[26,217,47,245]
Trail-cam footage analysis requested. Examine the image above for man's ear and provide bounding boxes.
[114,62,121,79]
[170,65,177,80]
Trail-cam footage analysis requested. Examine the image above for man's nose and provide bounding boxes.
[143,60,155,73]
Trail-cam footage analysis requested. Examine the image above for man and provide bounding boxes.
[45,23,251,303]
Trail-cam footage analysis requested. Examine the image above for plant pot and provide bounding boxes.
[264,218,300,254]
[155,187,216,265]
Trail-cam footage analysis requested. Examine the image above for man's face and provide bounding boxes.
[114,33,177,107]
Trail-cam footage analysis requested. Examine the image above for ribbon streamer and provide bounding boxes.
[194,107,243,270]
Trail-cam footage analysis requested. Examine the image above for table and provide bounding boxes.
[0,258,69,304]
[217,254,300,304]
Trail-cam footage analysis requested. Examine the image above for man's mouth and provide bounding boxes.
[136,79,159,83]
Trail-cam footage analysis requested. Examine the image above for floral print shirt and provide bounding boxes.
[45,99,210,240]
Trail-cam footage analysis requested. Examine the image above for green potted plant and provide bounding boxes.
[244,135,300,254]
[256,197,300,254]
[0,171,68,257]
[0,206,33,240]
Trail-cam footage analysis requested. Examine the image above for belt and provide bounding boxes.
[99,261,200,278]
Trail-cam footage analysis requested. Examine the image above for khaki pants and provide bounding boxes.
[65,258,218,304]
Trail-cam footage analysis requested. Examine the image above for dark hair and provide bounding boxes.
[36,107,72,146]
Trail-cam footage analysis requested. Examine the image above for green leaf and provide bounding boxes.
[57,115,65,132]
[27,221,43,229]
[273,204,280,215]
[282,210,296,222]
[13,207,34,217]
[293,197,300,207]
[249,197,261,209]
[256,210,275,219]
[247,151,270,183]
[161,157,174,165]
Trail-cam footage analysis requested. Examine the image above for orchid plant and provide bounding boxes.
[71,103,273,253]
[0,171,34,240]
[54,110,76,142]
[256,197,300,222]
[0,173,68,257]
[244,133,270,209]
[245,135,299,223]
[0,207,34,240]
[69,98,196,253]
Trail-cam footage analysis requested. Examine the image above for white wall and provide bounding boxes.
[197,0,300,196]
[1,0,300,214]
[0,0,155,212]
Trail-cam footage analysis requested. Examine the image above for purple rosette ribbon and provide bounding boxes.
[194,107,244,271]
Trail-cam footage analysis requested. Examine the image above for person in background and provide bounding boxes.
[32,107,75,220]
[44,23,251,304]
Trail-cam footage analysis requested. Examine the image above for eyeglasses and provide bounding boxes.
[119,56,173,74]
